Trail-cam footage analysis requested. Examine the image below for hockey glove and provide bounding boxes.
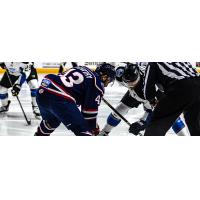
[11,84,21,96]
[0,63,6,69]
[129,120,147,135]
[149,98,158,107]
[91,124,100,136]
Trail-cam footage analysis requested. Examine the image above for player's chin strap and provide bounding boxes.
[4,66,31,126]
[102,97,143,136]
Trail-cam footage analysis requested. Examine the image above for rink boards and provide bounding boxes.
[0,66,200,74]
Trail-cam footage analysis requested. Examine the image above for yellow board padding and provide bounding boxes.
[0,69,5,73]
[0,68,59,74]
[36,68,59,74]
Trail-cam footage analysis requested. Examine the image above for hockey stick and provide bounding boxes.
[102,97,142,136]
[5,68,31,125]
[102,97,131,126]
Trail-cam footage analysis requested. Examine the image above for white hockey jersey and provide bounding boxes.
[4,62,32,77]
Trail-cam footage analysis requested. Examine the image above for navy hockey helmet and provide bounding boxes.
[95,62,116,85]
[122,62,140,88]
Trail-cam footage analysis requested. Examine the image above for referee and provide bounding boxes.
[142,62,200,136]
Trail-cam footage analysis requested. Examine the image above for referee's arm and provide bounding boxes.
[143,63,157,104]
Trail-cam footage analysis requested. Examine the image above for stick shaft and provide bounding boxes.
[102,97,131,126]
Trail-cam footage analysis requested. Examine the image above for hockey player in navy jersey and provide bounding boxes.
[141,62,200,136]
[34,63,116,136]
[100,63,187,136]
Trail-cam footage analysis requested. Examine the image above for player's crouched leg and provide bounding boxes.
[52,100,93,136]
[35,120,60,136]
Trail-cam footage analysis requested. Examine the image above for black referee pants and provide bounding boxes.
[144,77,200,136]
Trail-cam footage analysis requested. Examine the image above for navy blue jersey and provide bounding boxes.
[39,66,104,130]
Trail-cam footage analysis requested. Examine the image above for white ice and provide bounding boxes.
[0,75,190,136]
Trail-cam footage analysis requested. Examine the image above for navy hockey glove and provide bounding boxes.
[129,120,147,135]
[11,84,21,96]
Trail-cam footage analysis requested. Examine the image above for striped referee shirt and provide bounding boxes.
[142,62,199,102]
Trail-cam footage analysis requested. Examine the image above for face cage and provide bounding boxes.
[122,75,140,89]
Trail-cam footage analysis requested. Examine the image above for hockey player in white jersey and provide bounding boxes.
[100,62,188,136]
[0,62,41,118]
[58,62,78,73]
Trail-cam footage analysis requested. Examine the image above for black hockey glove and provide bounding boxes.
[0,63,6,69]
[129,120,147,135]
[11,84,21,96]
[149,98,158,107]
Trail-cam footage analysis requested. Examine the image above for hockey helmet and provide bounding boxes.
[95,62,116,86]
[122,62,140,88]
